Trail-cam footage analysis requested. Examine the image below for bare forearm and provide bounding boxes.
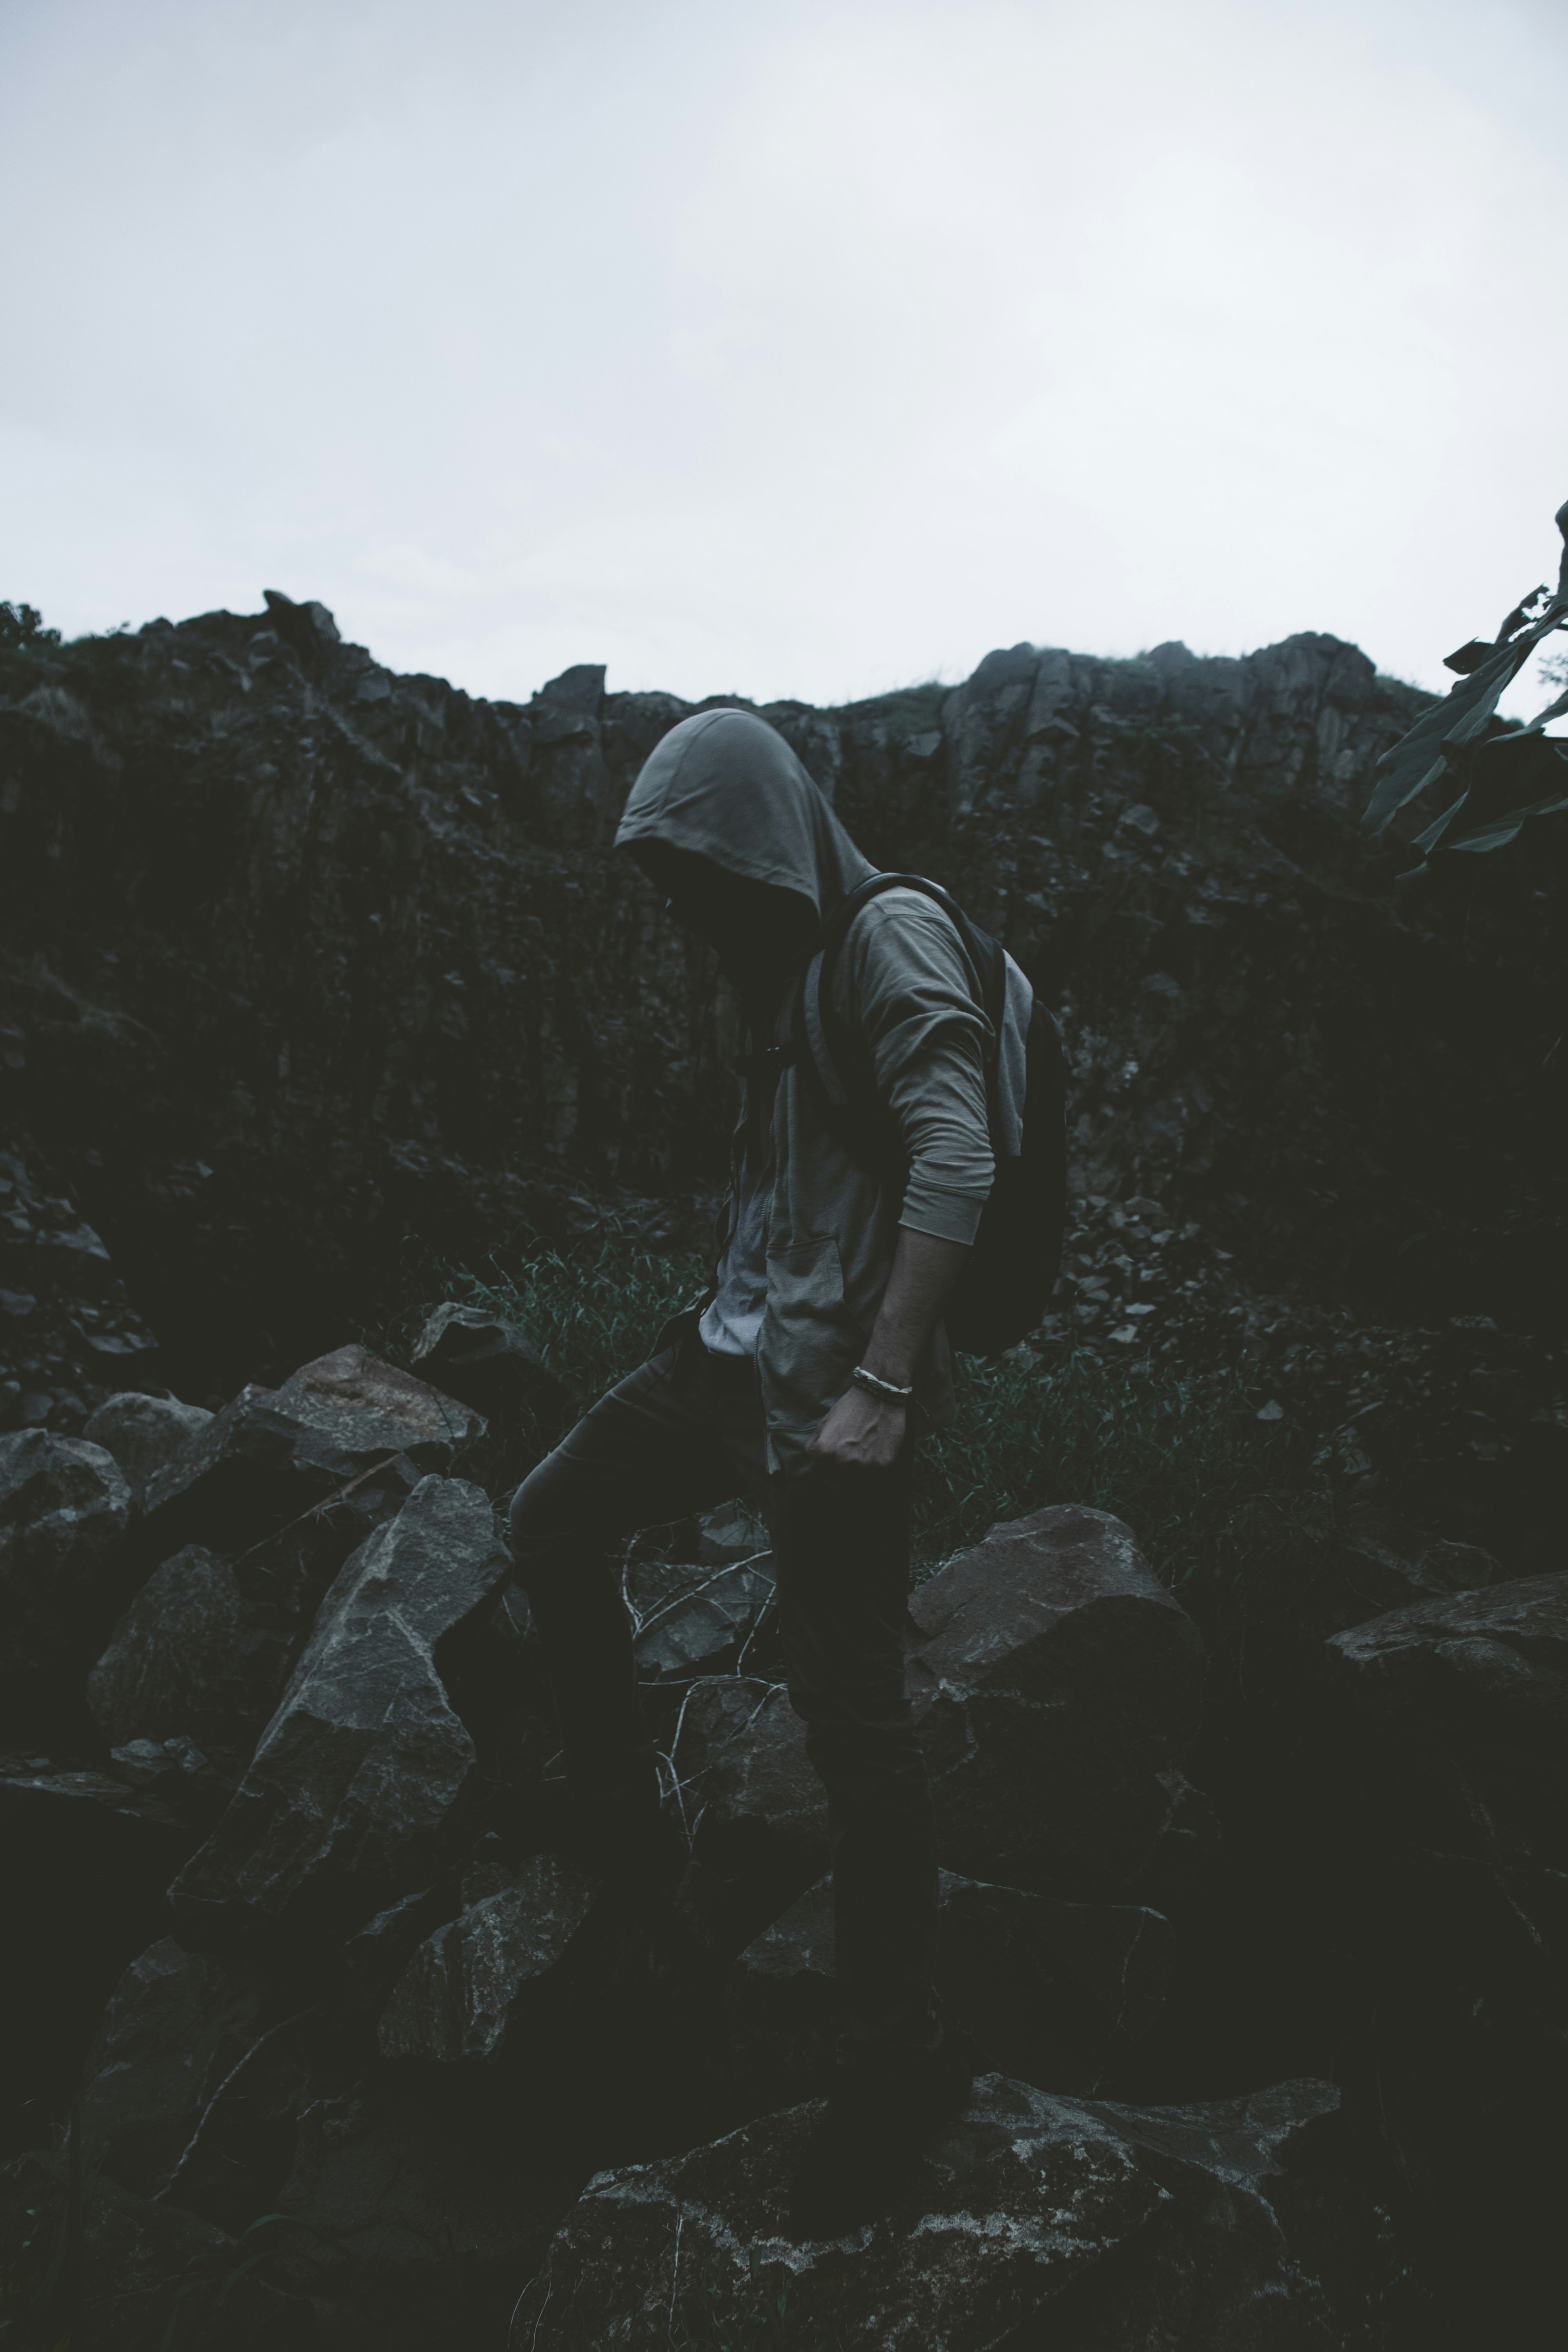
[860,1228,971,1388]
[806,1227,970,1470]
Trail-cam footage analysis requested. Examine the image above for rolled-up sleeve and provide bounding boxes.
[834,893,995,1245]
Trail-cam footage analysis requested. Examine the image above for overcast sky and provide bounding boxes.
[3,0,1566,715]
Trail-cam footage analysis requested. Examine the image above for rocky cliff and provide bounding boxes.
[2,590,1563,1549]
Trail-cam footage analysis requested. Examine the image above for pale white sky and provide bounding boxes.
[3,0,1566,713]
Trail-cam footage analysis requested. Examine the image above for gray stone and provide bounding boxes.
[684,1508,1209,1908]
[274,2081,572,2337]
[1328,1569,1568,1960]
[78,1936,267,2196]
[0,2147,318,2350]
[0,1763,190,1869]
[82,1389,213,1501]
[907,1504,1209,1899]
[169,1475,511,1942]
[0,1428,131,1713]
[634,1557,774,1684]
[88,1544,290,1764]
[695,1500,770,1564]
[410,1300,568,1419]
[379,1850,597,2064]
[512,2072,1376,2349]
[141,1344,485,1558]
[675,1679,829,1893]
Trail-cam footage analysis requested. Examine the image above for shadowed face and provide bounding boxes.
[628,842,816,990]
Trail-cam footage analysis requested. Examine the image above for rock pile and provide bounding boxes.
[13,1325,1562,2347]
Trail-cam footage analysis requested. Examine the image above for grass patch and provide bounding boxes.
[443,1226,1312,1588]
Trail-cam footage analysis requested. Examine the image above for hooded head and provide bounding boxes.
[615,709,873,989]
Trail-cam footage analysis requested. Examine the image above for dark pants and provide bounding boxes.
[507,1331,940,2072]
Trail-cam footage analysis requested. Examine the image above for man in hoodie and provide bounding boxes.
[508,707,997,2230]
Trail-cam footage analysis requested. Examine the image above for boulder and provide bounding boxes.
[1328,1568,1568,1962]
[727,1871,1172,2110]
[0,2147,319,2350]
[681,1509,1210,1908]
[0,1756,191,1872]
[77,1936,268,2197]
[140,1344,485,1559]
[273,2079,575,2344]
[907,1504,1209,1899]
[410,1300,570,1419]
[675,1679,829,1893]
[0,1427,131,1725]
[512,2072,1382,2349]
[88,1544,290,1764]
[169,1475,511,1945]
[634,1557,775,1684]
[105,1733,238,1826]
[696,1500,770,1564]
[82,1388,212,1501]
[379,1849,597,2065]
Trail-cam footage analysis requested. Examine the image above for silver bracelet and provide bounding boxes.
[851,1364,915,1403]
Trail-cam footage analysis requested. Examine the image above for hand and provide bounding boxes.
[807,1383,907,1471]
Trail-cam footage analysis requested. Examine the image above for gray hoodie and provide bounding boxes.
[617,708,996,1467]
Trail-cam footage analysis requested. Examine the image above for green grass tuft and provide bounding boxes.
[444,1225,1311,1586]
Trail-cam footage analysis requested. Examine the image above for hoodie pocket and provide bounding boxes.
[760,1235,862,1424]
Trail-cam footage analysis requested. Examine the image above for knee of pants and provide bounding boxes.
[506,1454,578,1582]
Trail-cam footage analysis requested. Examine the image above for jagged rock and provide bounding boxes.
[0,1427,131,1725]
[681,1510,1208,1908]
[696,1500,770,1563]
[105,1733,237,1826]
[0,1757,191,1868]
[378,1849,596,2065]
[1328,1570,1568,1962]
[907,1504,1209,1899]
[410,1300,569,1419]
[169,1475,511,1945]
[88,1544,290,1764]
[140,1344,485,1559]
[675,1680,829,1894]
[82,1388,212,1500]
[512,2071,1383,2349]
[634,1557,774,1683]
[77,1936,268,2197]
[0,2147,319,2350]
[274,2080,575,2344]
[727,1870,1172,2109]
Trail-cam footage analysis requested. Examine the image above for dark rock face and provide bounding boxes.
[633,1555,775,1684]
[0,2147,319,2349]
[676,1679,829,1891]
[512,2072,1381,2350]
[78,1936,268,2198]
[141,1341,484,1555]
[169,1474,511,1944]
[727,1870,1174,2110]
[909,1504,1209,1900]
[0,1140,161,1438]
[1329,1570,1568,1960]
[681,1507,1209,1907]
[0,1427,131,1732]
[378,1849,597,2065]
[410,1300,569,1420]
[82,1388,211,1501]
[87,1544,290,1764]
[274,2081,576,2348]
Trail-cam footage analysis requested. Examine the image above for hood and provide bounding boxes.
[614,708,874,918]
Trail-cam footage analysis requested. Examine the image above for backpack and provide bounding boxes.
[793,871,1069,1356]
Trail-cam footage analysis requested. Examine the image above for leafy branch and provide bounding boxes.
[1364,497,1568,871]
